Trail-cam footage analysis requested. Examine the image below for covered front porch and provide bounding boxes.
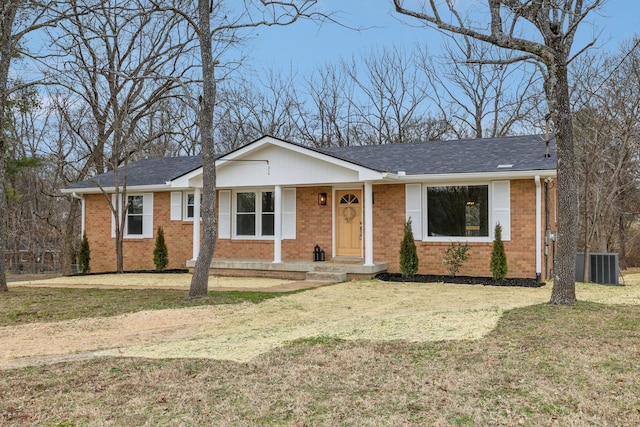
[185,257,388,282]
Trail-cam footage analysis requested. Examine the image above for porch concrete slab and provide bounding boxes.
[186,258,388,279]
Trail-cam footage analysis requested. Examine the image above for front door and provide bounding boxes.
[335,190,362,257]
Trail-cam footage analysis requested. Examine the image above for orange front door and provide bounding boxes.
[335,190,362,257]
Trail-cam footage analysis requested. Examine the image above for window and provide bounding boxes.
[236,192,256,235]
[219,188,295,240]
[427,185,489,237]
[261,191,275,235]
[235,190,274,237]
[185,193,202,220]
[112,193,153,238]
[127,195,144,235]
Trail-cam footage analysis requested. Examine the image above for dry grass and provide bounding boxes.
[1,273,640,425]
[1,302,639,426]
[15,273,291,289]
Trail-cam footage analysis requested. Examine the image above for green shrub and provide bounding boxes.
[442,242,469,277]
[153,226,169,271]
[490,223,508,280]
[78,233,91,273]
[399,218,419,278]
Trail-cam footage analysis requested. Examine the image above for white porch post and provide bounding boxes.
[192,187,201,261]
[364,181,374,266]
[273,185,282,263]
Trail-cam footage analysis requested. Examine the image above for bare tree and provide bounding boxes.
[154,0,326,297]
[2,85,68,275]
[393,0,606,304]
[47,0,195,272]
[344,47,438,145]
[0,1,71,292]
[214,70,307,153]
[420,37,541,138]
[301,62,356,147]
[572,41,640,273]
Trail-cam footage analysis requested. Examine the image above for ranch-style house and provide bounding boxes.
[63,134,558,281]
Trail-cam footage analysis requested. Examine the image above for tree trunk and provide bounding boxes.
[0,1,19,292]
[189,0,218,298]
[549,58,578,305]
[618,214,627,270]
[61,197,80,275]
[582,172,590,283]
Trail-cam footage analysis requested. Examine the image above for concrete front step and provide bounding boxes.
[305,271,348,282]
[312,264,353,273]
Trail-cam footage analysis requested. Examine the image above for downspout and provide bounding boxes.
[72,192,85,237]
[535,176,542,282]
[544,177,551,280]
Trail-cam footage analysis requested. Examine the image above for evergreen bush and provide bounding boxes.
[78,233,91,273]
[399,218,419,278]
[490,223,508,280]
[153,226,169,271]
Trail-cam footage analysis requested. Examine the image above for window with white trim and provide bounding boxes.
[427,185,489,237]
[185,192,202,220]
[127,195,144,235]
[235,190,274,237]
[112,193,154,238]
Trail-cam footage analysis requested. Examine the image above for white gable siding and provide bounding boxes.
[217,145,364,187]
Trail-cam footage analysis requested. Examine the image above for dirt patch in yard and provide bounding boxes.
[16,273,294,290]
[2,275,640,369]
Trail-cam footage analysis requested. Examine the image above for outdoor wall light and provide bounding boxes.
[318,192,327,206]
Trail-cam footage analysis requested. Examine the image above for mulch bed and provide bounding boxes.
[375,273,544,288]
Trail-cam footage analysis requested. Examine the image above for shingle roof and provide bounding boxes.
[66,135,556,191]
[66,156,202,189]
[319,134,556,175]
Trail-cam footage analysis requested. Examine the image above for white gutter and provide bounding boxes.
[387,169,557,183]
[60,184,172,195]
[535,176,542,281]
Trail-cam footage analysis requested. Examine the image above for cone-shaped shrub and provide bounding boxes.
[78,233,91,273]
[490,223,508,280]
[399,218,419,278]
[153,226,169,271]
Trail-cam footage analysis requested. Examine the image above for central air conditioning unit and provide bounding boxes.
[575,253,619,285]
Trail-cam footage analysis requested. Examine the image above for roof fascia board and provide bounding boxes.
[60,184,171,195]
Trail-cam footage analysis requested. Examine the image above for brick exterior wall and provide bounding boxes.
[371,179,556,279]
[84,179,556,278]
[84,192,195,272]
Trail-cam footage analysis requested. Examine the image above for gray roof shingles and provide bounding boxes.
[67,135,556,190]
[319,134,556,175]
[67,156,202,189]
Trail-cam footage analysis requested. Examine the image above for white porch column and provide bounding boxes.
[364,181,374,266]
[192,187,201,261]
[273,185,282,263]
